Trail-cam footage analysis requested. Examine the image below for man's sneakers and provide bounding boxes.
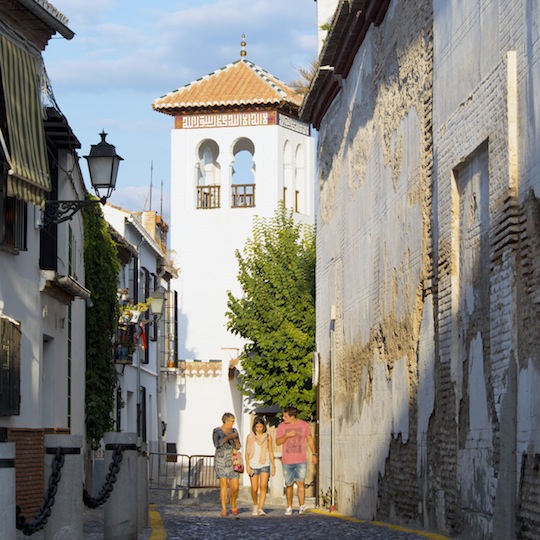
[257,508,267,516]
[252,506,259,516]
[285,505,308,515]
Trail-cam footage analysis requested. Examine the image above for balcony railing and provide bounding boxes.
[196,185,220,209]
[231,184,255,208]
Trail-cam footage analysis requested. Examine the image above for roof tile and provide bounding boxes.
[153,59,302,115]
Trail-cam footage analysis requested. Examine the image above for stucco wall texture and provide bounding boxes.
[314,0,540,538]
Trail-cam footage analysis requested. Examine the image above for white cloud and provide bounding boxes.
[45,0,317,215]
[47,0,316,92]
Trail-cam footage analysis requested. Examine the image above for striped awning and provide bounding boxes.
[0,36,51,206]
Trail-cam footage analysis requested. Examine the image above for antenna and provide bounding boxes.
[160,180,164,217]
[148,160,154,211]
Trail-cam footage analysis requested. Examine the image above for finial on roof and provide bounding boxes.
[240,34,247,58]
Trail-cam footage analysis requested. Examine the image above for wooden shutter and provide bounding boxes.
[0,316,21,415]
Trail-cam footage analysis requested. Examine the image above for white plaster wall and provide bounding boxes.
[170,121,314,362]
[432,0,500,129]
[103,205,163,448]
[316,0,339,52]
[163,373,240,456]
[0,151,87,438]
[314,0,433,523]
[166,114,314,461]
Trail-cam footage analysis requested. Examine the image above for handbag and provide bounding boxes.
[232,450,244,473]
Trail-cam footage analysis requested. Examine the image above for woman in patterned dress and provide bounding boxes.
[212,412,241,516]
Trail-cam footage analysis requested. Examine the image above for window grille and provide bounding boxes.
[196,185,220,209]
[231,184,255,208]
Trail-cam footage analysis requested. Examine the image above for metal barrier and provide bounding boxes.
[149,453,218,497]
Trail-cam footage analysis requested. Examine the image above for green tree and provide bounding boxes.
[83,198,120,449]
[289,58,320,95]
[226,203,316,419]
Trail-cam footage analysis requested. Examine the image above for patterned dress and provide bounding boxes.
[212,427,240,479]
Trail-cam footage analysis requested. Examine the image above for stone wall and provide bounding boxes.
[314,0,540,537]
[315,0,434,526]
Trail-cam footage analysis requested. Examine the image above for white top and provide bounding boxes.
[249,438,270,469]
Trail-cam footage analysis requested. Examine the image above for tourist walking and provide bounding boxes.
[245,415,275,516]
[275,406,317,515]
[212,412,241,517]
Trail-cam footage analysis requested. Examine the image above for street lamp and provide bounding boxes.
[148,287,166,320]
[43,131,123,225]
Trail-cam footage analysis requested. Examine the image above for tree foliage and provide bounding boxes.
[226,203,316,419]
[83,198,120,449]
[289,58,320,95]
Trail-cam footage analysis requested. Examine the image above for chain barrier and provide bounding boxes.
[16,447,65,536]
[82,445,124,509]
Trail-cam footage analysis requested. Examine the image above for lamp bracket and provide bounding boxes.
[43,198,106,225]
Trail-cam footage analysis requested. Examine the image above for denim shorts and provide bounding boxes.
[282,462,307,486]
[250,465,270,476]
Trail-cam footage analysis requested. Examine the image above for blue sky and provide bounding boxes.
[43,0,318,222]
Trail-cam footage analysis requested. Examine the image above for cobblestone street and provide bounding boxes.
[17,488,448,539]
[89,488,446,540]
[153,502,443,540]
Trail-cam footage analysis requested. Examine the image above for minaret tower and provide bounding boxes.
[152,38,314,453]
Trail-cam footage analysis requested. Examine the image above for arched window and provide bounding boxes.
[196,139,221,208]
[282,140,293,207]
[294,144,305,214]
[231,138,255,208]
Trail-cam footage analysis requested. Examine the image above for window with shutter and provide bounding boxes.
[0,316,21,415]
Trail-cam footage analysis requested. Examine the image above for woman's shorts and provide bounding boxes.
[250,465,270,476]
[282,462,307,487]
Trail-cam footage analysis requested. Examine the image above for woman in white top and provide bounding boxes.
[245,415,275,515]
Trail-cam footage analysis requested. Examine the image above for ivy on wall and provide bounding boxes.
[83,198,120,449]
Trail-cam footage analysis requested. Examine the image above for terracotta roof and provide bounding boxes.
[153,59,303,115]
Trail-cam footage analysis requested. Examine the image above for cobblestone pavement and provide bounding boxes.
[149,489,444,540]
[17,488,446,539]
[156,503,437,540]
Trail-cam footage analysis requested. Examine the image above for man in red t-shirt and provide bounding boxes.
[276,406,317,515]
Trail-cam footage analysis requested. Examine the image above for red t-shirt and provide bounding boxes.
[276,419,311,465]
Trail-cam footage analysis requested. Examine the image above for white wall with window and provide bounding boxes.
[165,113,314,456]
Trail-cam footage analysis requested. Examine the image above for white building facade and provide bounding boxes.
[153,56,315,455]
[103,204,173,454]
[0,0,89,517]
[302,0,540,538]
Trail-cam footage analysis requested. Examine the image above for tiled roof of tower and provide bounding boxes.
[152,59,303,115]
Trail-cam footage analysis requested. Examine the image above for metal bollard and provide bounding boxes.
[137,439,149,531]
[0,443,16,539]
[44,434,83,540]
[104,432,138,540]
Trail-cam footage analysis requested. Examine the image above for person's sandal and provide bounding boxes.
[232,507,239,515]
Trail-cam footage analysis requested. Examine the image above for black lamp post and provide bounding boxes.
[43,131,123,225]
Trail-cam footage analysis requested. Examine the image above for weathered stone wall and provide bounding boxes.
[432,0,540,536]
[315,0,434,525]
[315,0,540,537]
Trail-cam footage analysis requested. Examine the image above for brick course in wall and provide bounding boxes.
[9,428,45,518]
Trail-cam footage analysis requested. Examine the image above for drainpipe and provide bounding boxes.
[330,305,336,512]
